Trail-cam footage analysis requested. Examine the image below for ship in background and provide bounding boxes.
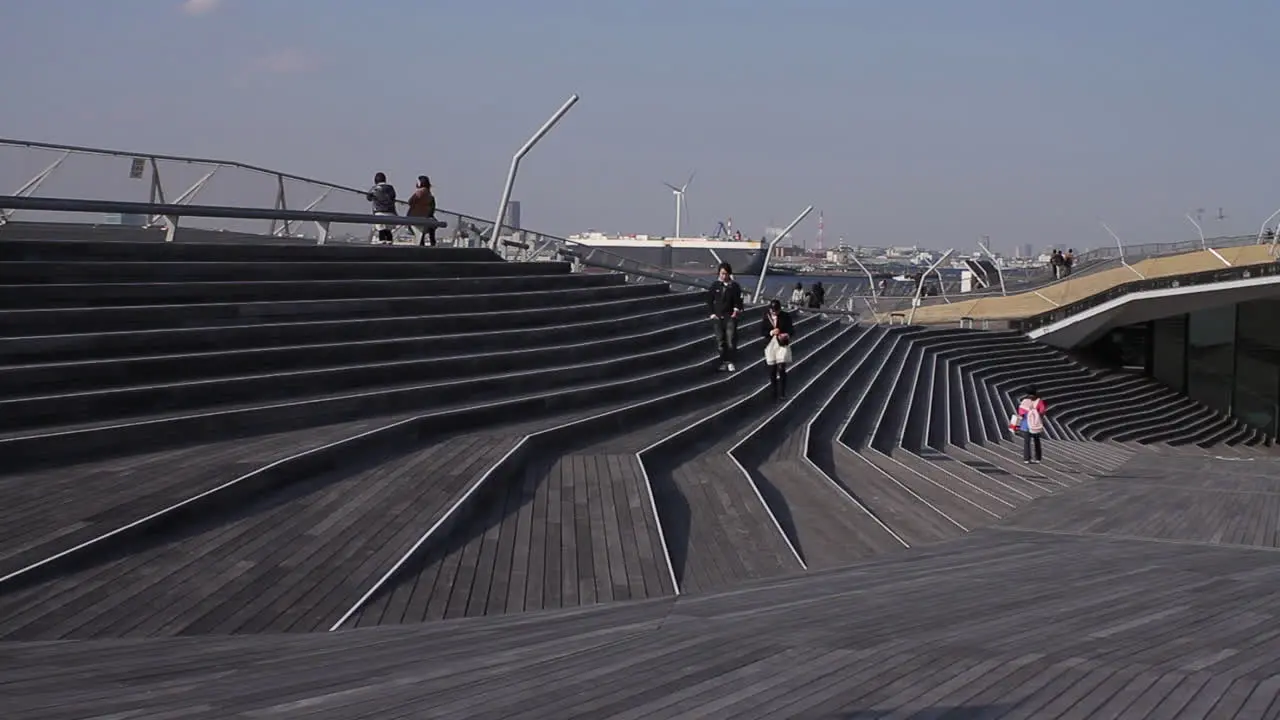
[566,173,767,277]
[564,227,765,278]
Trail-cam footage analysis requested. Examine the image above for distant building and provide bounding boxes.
[104,213,146,226]
[1022,243,1033,259]
[503,201,521,230]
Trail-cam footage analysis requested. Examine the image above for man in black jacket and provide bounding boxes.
[707,262,744,372]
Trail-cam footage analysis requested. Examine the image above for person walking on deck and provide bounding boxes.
[1012,387,1047,463]
[707,262,744,372]
[789,282,805,309]
[761,298,794,401]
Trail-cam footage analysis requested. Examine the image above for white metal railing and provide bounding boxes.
[0,195,447,245]
[0,194,721,295]
[0,137,719,288]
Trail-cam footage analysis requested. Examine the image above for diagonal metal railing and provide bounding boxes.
[0,138,719,292]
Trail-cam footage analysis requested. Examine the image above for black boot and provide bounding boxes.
[776,366,787,400]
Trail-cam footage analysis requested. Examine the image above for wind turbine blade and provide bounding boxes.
[662,181,681,192]
[685,170,697,189]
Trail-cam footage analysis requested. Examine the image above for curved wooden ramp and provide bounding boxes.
[906,244,1277,324]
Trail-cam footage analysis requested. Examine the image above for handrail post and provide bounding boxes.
[152,166,219,227]
[1185,212,1206,251]
[1102,221,1144,279]
[0,150,70,224]
[1257,206,1280,245]
[977,238,1007,296]
[753,205,814,303]
[489,94,579,249]
[148,158,166,205]
[850,254,878,302]
[270,174,290,237]
[906,248,953,324]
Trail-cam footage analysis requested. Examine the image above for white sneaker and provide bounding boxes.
[727,362,736,372]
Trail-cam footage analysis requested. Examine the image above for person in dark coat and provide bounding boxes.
[761,298,795,401]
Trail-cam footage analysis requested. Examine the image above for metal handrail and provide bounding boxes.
[0,137,709,288]
[0,195,444,245]
[0,194,731,297]
[0,137,429,216]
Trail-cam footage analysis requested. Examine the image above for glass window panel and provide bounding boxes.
[1150,315,1187,392]
[1186,305,1236,414]
[1235,300,1280,435]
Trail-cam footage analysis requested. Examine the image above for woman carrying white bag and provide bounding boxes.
[761,299,795,402]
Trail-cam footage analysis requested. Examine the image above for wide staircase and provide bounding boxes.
[0,235,1272,645]
[6,234,1280,717]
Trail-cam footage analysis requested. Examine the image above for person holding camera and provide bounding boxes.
[761,298,795,401]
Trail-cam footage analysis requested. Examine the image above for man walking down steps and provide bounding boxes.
[707,261,744,373]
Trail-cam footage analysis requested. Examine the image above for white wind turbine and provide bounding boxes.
[663,171,696,238]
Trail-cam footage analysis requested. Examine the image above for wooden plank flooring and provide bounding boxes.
[740,405,906,567]
[8,522,1280,718]
[828,444,963,545]
[575,399,737,454]
[1001,460,1280,550]
[350,452,675,627]
[649,455,803,594]
[0,414,411,578]
[0,435,521,640]
[753,460,906,568]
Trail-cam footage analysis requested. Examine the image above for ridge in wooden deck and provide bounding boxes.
[350,452,675,627]
[825,444,963,546]
[752,460,906,568]
[0,413,412,578]
[575,399,738,455]
[649,455,802,594]
[0,434,521,640]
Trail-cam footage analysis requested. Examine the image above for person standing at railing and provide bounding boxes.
[1049,249,1064,280]
[366,172,397,245]
[707,262,744,372]
[789,282,805,308]
[1063,249,1075,277]
[807,281,825,309]
[407,175,437,247]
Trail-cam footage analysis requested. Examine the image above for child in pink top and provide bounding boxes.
[1014,388,1047,463]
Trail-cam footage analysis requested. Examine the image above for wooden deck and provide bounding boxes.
[0,415,411,579]
[5,304,1280,716]
[349,452,675,627]
[910,243,1279,324]
[9,454,1280,718]
[0,434,521,640]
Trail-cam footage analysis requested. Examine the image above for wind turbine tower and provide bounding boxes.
[663,171,696,238]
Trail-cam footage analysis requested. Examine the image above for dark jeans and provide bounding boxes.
[768,363,787,399]
[1022,431,1042,461]
[713,316,738,363]
[415,218,437,246]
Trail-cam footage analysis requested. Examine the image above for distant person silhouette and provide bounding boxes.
[366,172,397,245]
[407,175,437,247]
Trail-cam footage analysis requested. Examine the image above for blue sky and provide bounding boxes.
[1,0,1278,251]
